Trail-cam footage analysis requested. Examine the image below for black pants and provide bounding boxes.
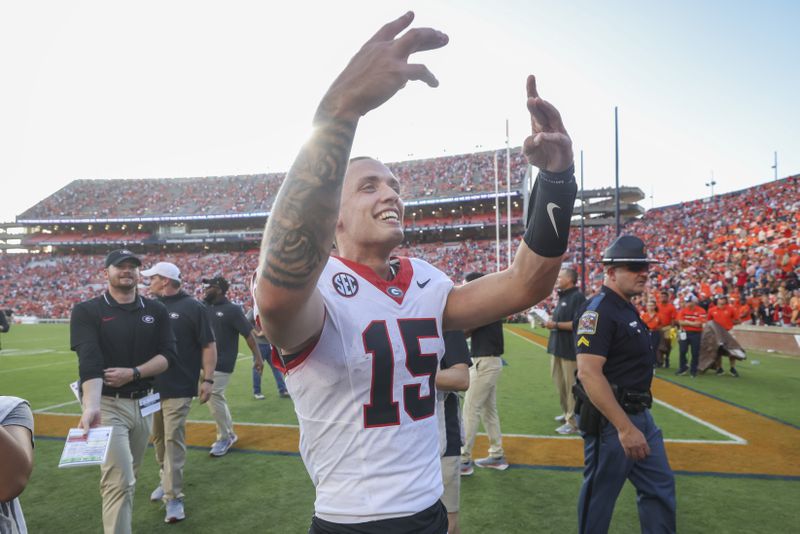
[309,501,448,534]
[678,331,701,374]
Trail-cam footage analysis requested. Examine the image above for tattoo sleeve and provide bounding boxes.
[259,109,357,289]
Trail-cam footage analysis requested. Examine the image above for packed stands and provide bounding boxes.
[2,173,798,324]
[17,150,528,221]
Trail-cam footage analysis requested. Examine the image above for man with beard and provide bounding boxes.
[70,250,176,534]
[201,275,263,457]
[142,261,217,522]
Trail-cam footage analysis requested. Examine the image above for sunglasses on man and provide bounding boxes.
[619,263,650,273]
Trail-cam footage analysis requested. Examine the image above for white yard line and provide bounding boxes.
[34,400,80,413]
[506,326,745,445]
[653,398,747,444]
[0,359,74,373]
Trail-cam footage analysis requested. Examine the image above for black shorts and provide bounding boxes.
[309,500,448,534]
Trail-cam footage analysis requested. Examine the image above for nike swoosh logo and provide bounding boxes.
[417,279,431,289]
[546,202,561,237]
[102,317,115,322]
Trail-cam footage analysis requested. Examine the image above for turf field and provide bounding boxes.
[1,323,798,533]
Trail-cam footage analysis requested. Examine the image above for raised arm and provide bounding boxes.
[444,75,576,331]
[255,12,448,350]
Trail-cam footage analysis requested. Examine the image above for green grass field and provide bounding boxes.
[1,324,799,533]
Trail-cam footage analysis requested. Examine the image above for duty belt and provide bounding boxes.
[618,389,652,414]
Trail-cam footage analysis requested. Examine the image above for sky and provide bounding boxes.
[1,0,798,223]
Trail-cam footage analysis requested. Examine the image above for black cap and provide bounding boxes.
[105,249,142,268]
[601,235,660,264]
[202,276,229,293]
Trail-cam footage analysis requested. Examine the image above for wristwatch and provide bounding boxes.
[203,378,214,385]
[132,367,141,381]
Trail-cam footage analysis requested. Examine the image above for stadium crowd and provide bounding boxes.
[2,175,798,326]
[17,150,528,220]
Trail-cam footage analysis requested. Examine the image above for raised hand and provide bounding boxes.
[523,75,573,173]
[318,11,449,122]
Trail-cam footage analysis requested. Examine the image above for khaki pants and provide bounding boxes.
[440,455,461,512]
[461,356,503,461]
[151,397,192,500]
[99,396,153,534]
[207,371,233,441]
[551,356,578,427]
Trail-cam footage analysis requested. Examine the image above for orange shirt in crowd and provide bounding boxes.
[707,304,737,331]
[641,311,661,330]
[656,301,678,327]
[677,306,707,332]
[738,303,752,322]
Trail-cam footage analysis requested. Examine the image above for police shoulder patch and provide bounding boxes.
[577,311,599,335]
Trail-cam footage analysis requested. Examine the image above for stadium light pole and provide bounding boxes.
[705,170,716,198]
[772,151,778,181]
[506,119,512,269]
[580,150,586,293]
[614,106,620,236]
[494,151,500,273]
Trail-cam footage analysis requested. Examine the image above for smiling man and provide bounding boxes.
[70,249,176,534]
[254,12,577,533]
[573,235,676,534]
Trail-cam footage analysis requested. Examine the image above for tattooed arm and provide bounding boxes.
[255,12,448,351]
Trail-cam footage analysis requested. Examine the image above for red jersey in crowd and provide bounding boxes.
[677,305,707,332]
[707,304,737,331]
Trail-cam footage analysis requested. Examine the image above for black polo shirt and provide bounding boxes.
[441,330,471,457]
[154,291,216,399]
[70,292,176,396]
[573,286,655,392]
[547,286,586,361]
[470,320,504,357]
[206,297,253,374]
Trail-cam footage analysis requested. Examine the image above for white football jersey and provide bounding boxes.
[275,255,453,523]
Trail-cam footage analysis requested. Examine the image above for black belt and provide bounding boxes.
[103,389,151,399]
[619,389,652,414]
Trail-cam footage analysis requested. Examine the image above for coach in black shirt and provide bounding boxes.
[459,271,508,473]
[70,249,175,534]
[202,275,263,457]
[142,261,217,523]
[546,268,586,435]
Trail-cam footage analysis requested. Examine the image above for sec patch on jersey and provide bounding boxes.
[576,311,599,335]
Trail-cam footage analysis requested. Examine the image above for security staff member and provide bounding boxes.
[70,249,176,534]
[545,267,585,434]
[573,236,676,534]
[201,275,263,457]
[142,261,217,524]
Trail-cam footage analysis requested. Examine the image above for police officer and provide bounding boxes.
[142,261,217,523]
[573,235,676,534]
[201,275,263,457]
[70,249,176,534]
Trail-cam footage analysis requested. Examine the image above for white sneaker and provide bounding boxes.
[165,498,185,523]
[150,485,165,502]
[475,456,509,470]
[254,393,266,400]
[554,414,566,423]
[555,423,579,435]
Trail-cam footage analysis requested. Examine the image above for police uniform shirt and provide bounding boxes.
[546,286,586,360]
[154,291,216,399]
[470,320,504,357]
[573,286,655,392]
[206,298,253,374]
[70,292,177,395]
[440,330,471,458]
